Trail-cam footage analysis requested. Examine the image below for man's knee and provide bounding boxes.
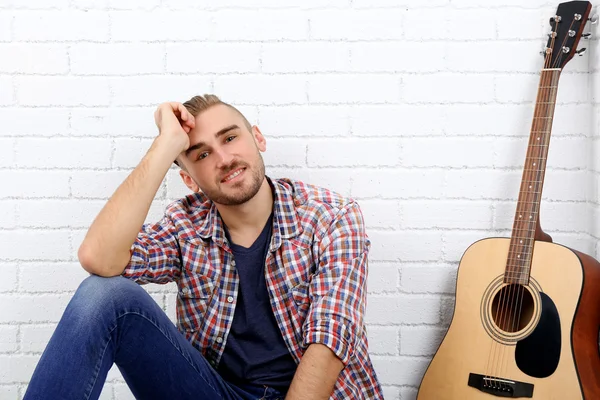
[68,275,145,317]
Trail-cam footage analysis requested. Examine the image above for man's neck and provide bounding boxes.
[215,178,274,245]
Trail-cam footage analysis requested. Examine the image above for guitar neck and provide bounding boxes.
[505,68,561,285]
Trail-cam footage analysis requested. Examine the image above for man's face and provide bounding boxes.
[179,104,266,206]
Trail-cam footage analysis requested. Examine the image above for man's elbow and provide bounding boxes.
[78,242,128,277]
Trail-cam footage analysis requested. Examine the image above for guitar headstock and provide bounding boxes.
[543,1,594,69]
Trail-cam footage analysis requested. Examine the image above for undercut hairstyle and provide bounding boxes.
[173,94,252,168]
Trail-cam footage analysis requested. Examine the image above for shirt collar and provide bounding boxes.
[194,176,303,251]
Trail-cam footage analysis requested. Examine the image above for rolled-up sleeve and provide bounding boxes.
[122,215,182,285]
[303,201,370,366]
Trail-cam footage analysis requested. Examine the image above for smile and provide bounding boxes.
[221,168,245,183]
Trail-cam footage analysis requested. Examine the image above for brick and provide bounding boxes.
[165,168,191,200]
[351,105,445,137]
[114,384,136,399]
[452,0,549,6]
[14,11,109,41]
[371,356,430,386]
[0,138,13,167]
[0,201,16,229]
[214,75,306,105]
[99,385,114,400]
[401,326,446,356]
[0,44,68,74]
[554,104,591,136]
[163,0,349,8]
[0,264,17,292]
[351,42,445,73]
[400,266,457,294]
[108,0,160,9]
[70,43,163,75]
[71,0,108,9]
[381,386,400,400]
[20,324,57,353]
[446,41,542,73]
[0,76,12,105]
[263,43,349,73]
[352,169,445,199]
[496,9,546,40]
[360,200,401,229]
[7,0,69,7]
[353,0,447,6]
[111,11,209,41]
[446,9,497,40]
[308,139,400,167]
[304,168,352,197]
[367,262,399,293]
[15,138,112,169]
[71,107,156,138]
[0,294,71,323]
[110,76,212,106]
[258,105,350,137]
[366,326,398,355]
[403,201,492,230]
[401,387,418,400]
[167,43,260,74]
[0,355,40,383]
[0,326,17,352]
[212,10,307,41]
[403,74,494,103]
[263,139,306,167]
[309,74,399,104]
[16,77,110,106]
[544,170,589,202]
[402,138,495,168]
[444,169,521,200]
[71,170,130,198]
[0,231,71,261]
[0,12,11,42]
[444,104,531,137]
[0,108,70,137]
[367,231,443,262]
[403,9,447,40]
[366,295,440,324]
[113,138,153,169]
[17,200,105,229]
[0,385,19,399]
[310,9,403,40]
[0,171,70,198]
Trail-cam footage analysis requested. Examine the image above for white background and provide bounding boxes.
[0,0,599,399]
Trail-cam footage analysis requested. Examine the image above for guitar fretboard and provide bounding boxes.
[505,69,561,285]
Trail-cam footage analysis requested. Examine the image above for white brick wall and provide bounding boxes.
[0,1,598,399]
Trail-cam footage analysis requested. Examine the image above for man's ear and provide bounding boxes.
[179,169,199,193]
[252,125,267,152]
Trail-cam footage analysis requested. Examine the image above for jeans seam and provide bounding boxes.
[108,310,224,398]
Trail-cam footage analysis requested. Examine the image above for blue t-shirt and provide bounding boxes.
[218,213,297,392]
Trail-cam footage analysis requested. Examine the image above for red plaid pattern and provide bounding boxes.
[123,177,383,399]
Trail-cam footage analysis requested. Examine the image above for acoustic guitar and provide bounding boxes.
[417,2,600,399]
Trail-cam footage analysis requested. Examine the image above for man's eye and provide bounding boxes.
[225,136,236,143]
[197,152,208,160]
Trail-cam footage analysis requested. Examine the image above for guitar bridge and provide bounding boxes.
[468,373,534,398]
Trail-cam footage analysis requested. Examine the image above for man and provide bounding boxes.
[24,95,383,399]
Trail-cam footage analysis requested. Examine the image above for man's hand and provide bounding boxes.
[153,102,196,156]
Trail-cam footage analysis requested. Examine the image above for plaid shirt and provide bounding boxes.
[123,177,383,399]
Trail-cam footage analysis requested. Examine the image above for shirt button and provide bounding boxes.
[181,288,189,295]
[216,337,223,344]
[227,296,234,303]
[231,260,236,267]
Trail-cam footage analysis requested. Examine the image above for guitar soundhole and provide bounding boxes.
[491,284,534,333]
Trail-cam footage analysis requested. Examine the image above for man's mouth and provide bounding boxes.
[221,167,245,183]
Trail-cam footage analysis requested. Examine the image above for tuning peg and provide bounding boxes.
[582,33,592,39]
[589,14,598,24]
[576,48,587,56]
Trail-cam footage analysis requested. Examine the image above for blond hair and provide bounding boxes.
[174,94,252,168]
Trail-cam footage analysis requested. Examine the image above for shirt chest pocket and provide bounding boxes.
[177,274,216,331]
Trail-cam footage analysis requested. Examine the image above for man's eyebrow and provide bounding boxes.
[185,124,240,157]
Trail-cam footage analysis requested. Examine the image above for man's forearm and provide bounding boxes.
[78,136,180,277]
[286,343,344,400]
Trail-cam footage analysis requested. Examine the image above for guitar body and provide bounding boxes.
[417,237,600,399]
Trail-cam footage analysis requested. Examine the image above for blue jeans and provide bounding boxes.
[23,275,286,400]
